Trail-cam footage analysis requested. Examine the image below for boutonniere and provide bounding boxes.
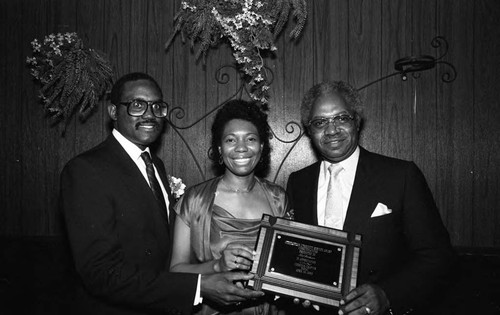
[168,175,186,200]
[284,209,295,220]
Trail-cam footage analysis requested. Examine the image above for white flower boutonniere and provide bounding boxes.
[284,209,295,220]
[168,175,186,200]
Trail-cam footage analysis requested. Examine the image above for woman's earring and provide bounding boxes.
[218,147,223,165]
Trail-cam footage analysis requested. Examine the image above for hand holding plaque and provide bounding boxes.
[215,242,255,272]
[248,214,362,308]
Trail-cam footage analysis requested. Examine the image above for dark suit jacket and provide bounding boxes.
[60,135,198,315]
[286,147,455,315]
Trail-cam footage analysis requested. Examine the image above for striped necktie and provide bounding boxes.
[140,152,167,215]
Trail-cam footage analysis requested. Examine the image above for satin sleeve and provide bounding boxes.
[260,177,290,217]
[173,178,219,262]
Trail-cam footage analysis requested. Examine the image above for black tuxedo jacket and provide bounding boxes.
[286,147,455,315]
[60,135,197,315]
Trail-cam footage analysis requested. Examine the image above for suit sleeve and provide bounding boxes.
[378,162,456,314]
[285,173,295,210]
[286,170,313,224]
[60,157,198,315]
[286,172,301,220]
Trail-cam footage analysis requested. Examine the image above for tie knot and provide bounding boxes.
[328,163,343,176]
[140,151,153,165]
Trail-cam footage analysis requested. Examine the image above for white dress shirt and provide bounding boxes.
[317,146,360,229]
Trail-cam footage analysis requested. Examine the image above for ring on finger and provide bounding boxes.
[365,306,372,314]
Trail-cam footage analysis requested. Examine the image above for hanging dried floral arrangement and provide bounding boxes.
[26,32,113,133]
[165,0,307,106]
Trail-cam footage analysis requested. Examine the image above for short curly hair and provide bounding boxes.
[110,72,162,105]
[300,81,363,128]
[210,99,271,177]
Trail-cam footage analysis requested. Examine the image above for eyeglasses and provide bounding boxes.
[307,114,355,132]
[119,99,168,118]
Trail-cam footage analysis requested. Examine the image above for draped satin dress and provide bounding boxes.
[175,176,290,315]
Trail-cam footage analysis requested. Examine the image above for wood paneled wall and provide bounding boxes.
[1,0,499,248]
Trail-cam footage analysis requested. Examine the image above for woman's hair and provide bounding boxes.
[210,99,271,177]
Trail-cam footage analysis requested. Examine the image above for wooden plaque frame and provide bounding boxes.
[248,215,362,307]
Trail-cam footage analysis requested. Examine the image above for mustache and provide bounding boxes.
[322,134,343,142]
[135,120,160,129]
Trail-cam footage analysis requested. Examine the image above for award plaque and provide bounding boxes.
[248,215,362,307]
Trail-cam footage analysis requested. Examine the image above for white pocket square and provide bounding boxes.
[371,203,392,218]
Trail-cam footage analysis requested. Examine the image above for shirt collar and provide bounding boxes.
[321,146,360,179]
[112,129,150,162]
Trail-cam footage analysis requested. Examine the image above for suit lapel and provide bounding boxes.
[343,148,379,234]
[106,136,170,231]
[148,155,171,231]
[303,162,321,225]
[154,157,175,231]
[312,163,321,225]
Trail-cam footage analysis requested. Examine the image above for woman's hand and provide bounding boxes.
[215,243,256,272]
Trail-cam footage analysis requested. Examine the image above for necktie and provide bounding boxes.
[140,152,167,214]
[324,163,344,229]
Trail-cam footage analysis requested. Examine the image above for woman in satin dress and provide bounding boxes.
[170,99,290,315]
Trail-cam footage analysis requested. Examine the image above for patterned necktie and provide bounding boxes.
[324,163,344,229]
[140,152,167,214]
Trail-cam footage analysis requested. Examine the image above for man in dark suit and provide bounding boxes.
[286,81,455,315]
[60,72,263,315]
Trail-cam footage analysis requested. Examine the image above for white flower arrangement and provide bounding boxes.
[166,0,307,105]
[27,33,79,81]
[168,175,186,200]
[26,32,113,131]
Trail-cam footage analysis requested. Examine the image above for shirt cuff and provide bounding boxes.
[194,274,203,305]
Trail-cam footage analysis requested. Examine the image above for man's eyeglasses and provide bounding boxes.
[307,114,355,132]
[119,99,168,118]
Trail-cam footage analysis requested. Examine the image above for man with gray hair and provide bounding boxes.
[286,81,455,315]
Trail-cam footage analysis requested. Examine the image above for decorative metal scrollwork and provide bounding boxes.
[166,65,281,181]
[358,36,456,90]
[168,36,456,183]
[270,121,305,183]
